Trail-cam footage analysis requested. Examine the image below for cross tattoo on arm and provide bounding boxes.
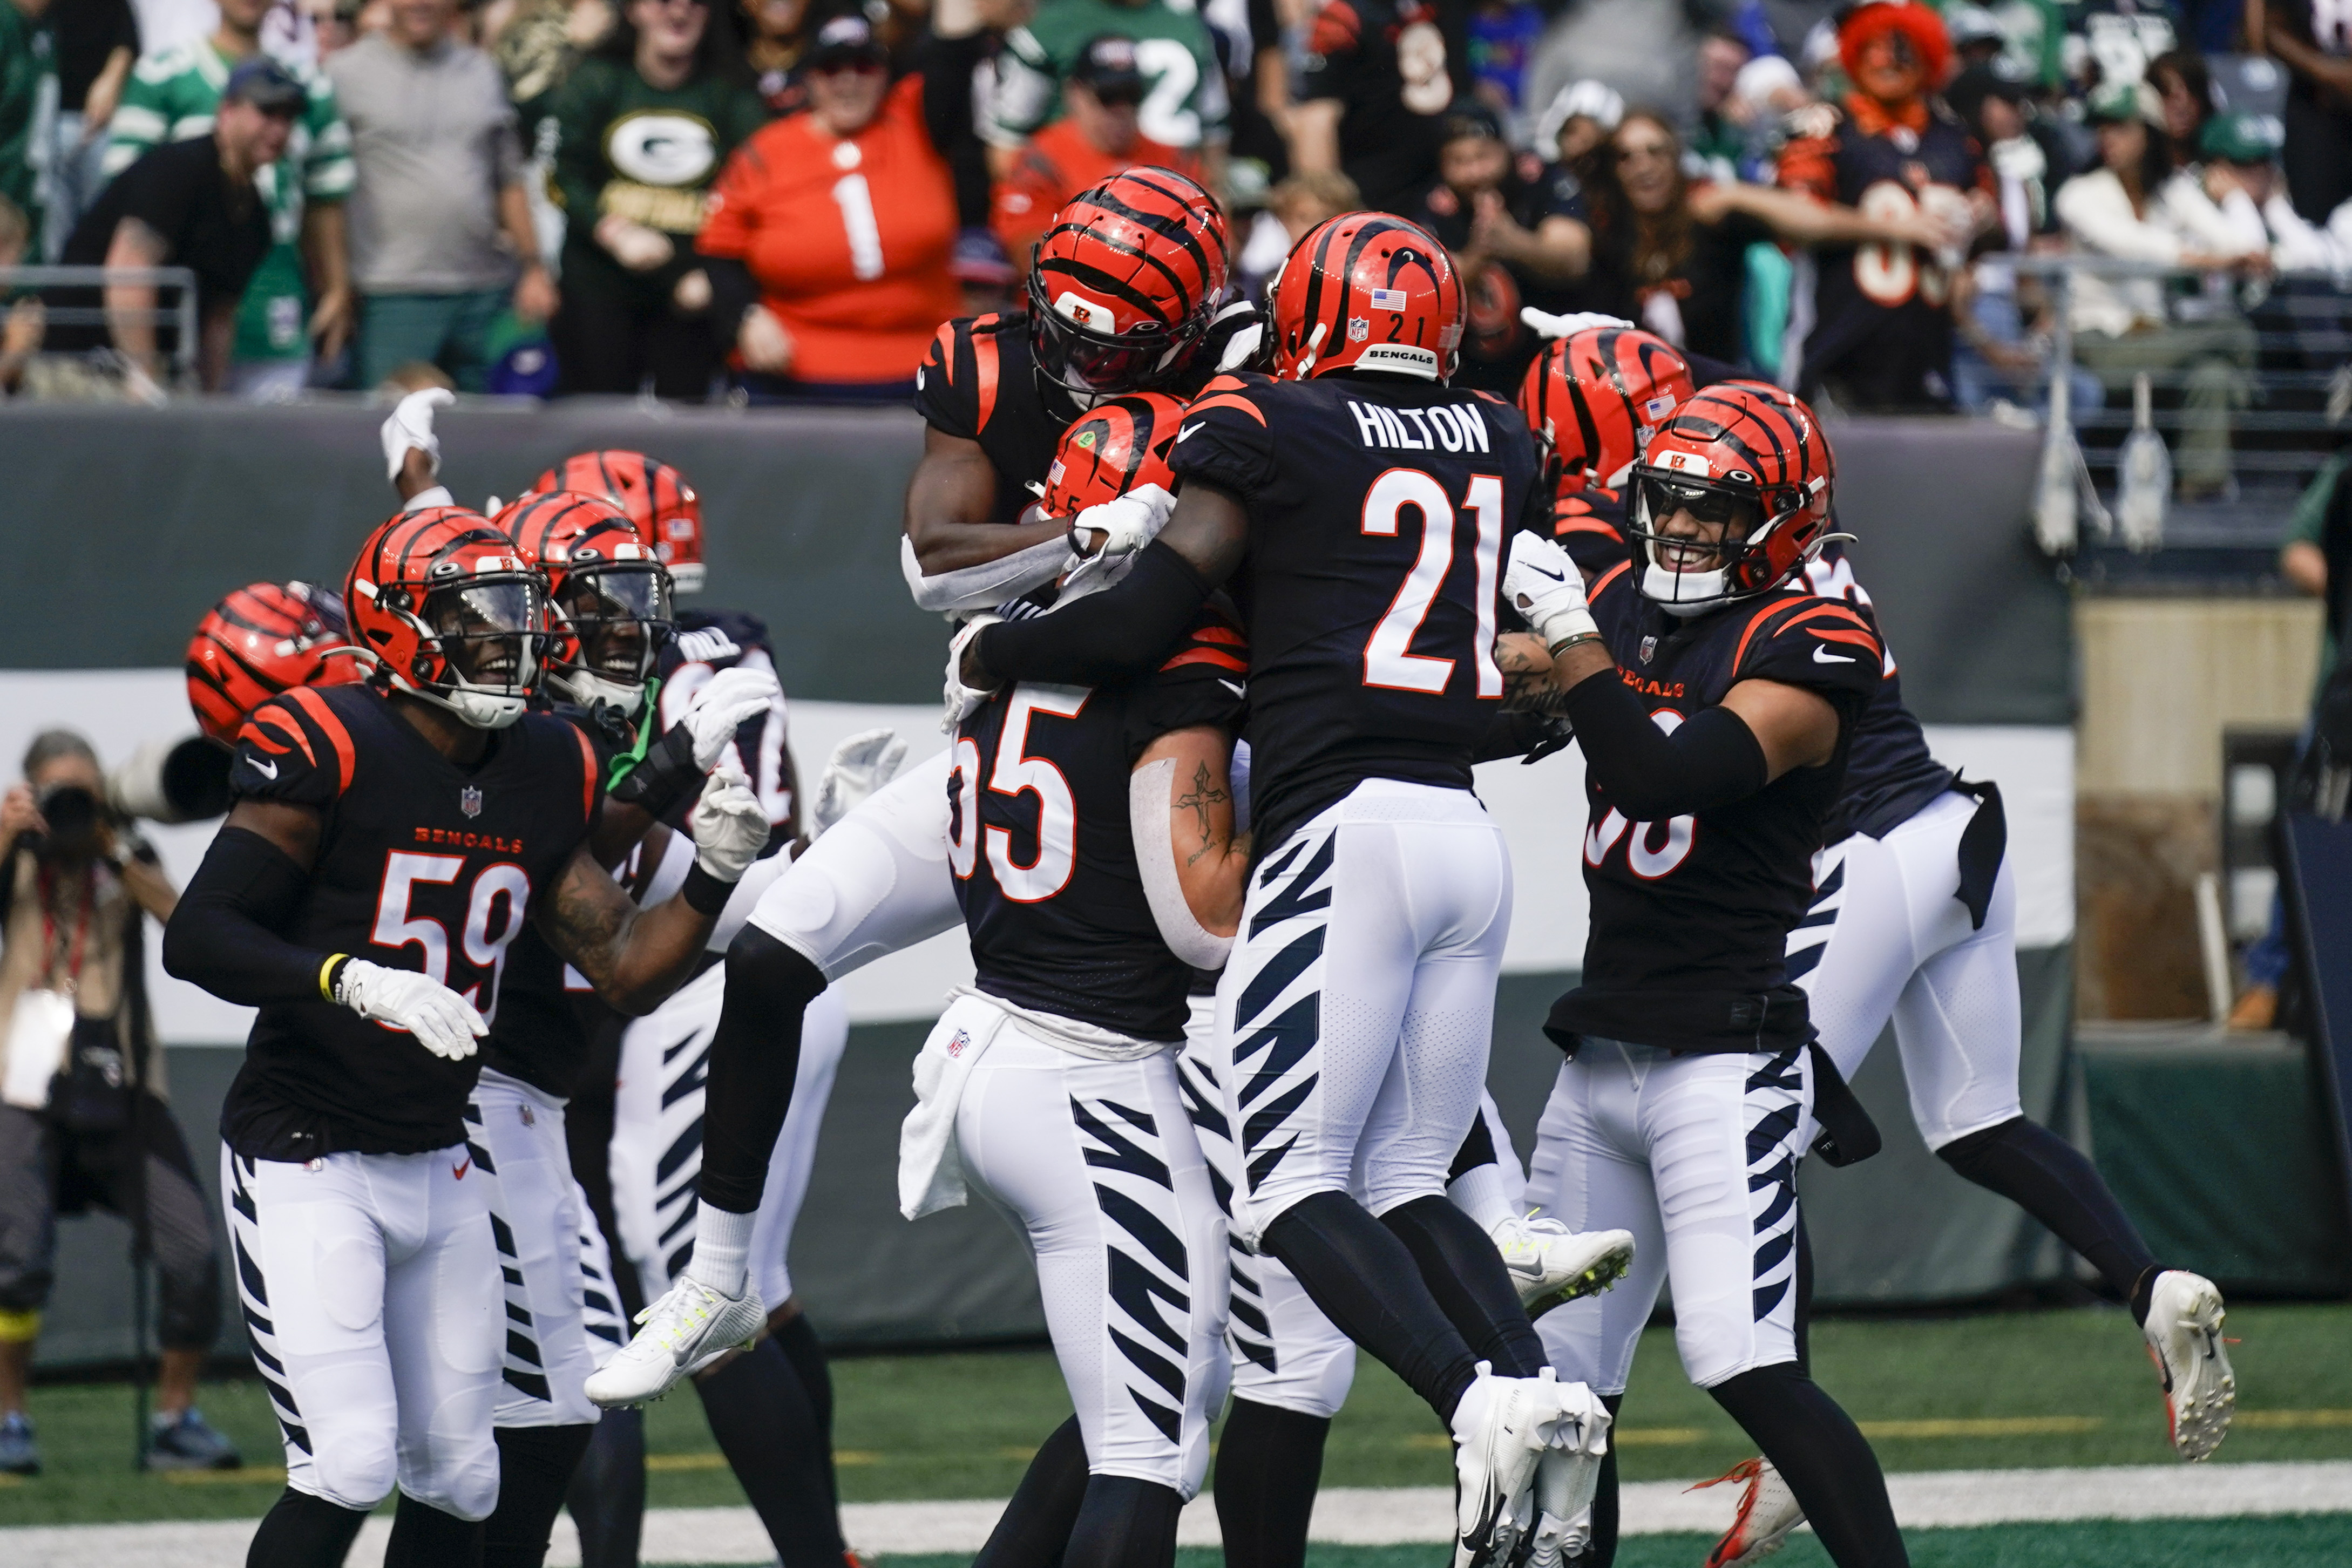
[1175,761,1229,866]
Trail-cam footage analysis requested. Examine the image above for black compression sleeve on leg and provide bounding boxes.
[1379,1195,1546,1377]
[1567,1392,1624,1568]
[565,1405,647,1568]
[1447,1112,1499,1181]
[387,1492,485,1568]
[1707,1365,1907,1568]
[1064,1475,1184,1568]
[246,1487,370,1568]
[1214,1400,1331,1568]
[1793,1212,1813,1378]
[1261,1191,1481,1421]
[1562,675,1770,820]
[771,1311,839,1509]
[484,1424,595,1568]
[1935,1116,2159,1309]
[697,926,824,1214]
[694,1338,846,1566]
[971,1415,1092,1568]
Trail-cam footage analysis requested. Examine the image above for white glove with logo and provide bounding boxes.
[942,614,1002,734]
[1504,531,1599,652]
[335,957,486,1061]
[1520,307,1636,342]
[689,759,769,882]
[380,386,455,482]
[1062,483,1178,598]
[681,668,782,771]
[812,728,908,838]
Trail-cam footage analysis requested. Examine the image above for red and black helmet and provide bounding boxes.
[1626,382,1836,613]
[1517,326,1695,493]
[532,450,706,594]
[1267,213,1463,383]
[345,507,548,728]
[1027,167,1230,399]
[497,491,674,715]
[1037,391,1185,521]
[185,581,358,743]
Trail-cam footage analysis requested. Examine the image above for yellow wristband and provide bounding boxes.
[320,954,348,1003]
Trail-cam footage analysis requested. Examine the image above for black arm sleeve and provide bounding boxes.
[973,539,1214,688]
[161,826,335,1006]
[1563,673,1769,819]
[701,255,760,339]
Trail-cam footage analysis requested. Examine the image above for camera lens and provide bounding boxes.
[36,783,100,844]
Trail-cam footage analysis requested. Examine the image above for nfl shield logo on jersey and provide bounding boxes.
[1640,635,1657,664]
[947,1028,971,1058]
[460,785,484,819]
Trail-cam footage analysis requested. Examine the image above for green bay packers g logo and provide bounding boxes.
[605,111,719,187]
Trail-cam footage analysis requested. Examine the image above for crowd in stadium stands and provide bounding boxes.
[0,0,2347,417]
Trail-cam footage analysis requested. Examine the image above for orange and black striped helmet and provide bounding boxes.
[185,581,358,743]
[1027,167,1229,397]
[497,491,674,712]
[531,450,706,594]
[1038,392,1185,521]
[1518,326,1694,492]
[1628,382,1836,610]
[345,506,547,729]
[1267,213,1462,383]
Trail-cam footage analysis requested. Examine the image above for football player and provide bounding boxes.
[185,581,361,744]
[955,212,1610,1567]
[1498,385,1907,1568]
[161,508,770,1567]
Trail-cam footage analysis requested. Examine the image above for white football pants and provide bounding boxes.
[464,1069,621,1428]
[1524,1040,1813,1395]
[1788,789,2024,1150]
[611,963,852,1307]
[222,1145,502,1518]
[1212,780,1512,1245]
[748,747,964,979]
[948,1004,1230,1498]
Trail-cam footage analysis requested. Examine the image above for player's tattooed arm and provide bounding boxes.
[1495,632,1577,717]
[1130,725,1248,968]
[533,845,717,1015]
[905,426,1067,574]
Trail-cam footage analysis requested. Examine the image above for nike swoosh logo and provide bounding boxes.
[1217,678,1244,698]
[1813,646,1855,664]
[451,1158,470,1180]
[1178,422,1204,441]
[250,756,279,779]
[1523,563,1567,583]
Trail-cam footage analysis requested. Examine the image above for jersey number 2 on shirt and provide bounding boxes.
[1360,470,1504,698]
[950,686,1090,902]
[371,853,533,1020]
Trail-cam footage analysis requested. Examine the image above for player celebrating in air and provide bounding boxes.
[953,211,1611,1567]
[1498,385,1909,1567]
[162,508,770,1568]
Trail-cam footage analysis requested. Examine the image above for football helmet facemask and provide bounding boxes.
[345,507,547,728]
[498,491,675,716]
[1027,167,1231,402]
[1626,383,1835,616]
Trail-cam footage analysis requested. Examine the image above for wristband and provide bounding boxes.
[320,953,350,1003]
[680,861,735,916]
[607,722,700,819]
[1548,629,1603,656]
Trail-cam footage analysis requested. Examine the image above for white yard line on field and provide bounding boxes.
[6,1461,2349,1565]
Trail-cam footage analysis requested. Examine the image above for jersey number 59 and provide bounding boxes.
[371,853,533,1022]
[1360,469,1504,698]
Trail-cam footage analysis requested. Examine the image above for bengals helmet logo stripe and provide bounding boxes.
[1041,169,1228,317]
[1522,327,1694,487]
[1038,391,1185,520]
[1272,213,1461,382]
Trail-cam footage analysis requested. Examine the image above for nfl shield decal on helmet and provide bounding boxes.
[461,785,484,819]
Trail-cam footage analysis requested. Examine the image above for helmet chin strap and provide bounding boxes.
[382,606,537,730]
[1643,562,1731,616]
[551,666,648,717]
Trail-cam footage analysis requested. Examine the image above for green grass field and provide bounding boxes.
[4,1302,2350,1530]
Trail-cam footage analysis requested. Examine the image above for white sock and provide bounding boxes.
[1447,1163,1519,1234]
[1449,1360,1497,1442]
[684,1203,755,1298]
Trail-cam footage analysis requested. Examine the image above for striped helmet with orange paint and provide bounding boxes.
[497,491,675,715]
[1037,392,1185,522]
[1027,167,1230,398]
[185,581,358,743]
[531,450,707,595]
[345,506,548,729]
[1518,327,1694,493]
[1626,383,1836,613]
[1267,213,1463,383]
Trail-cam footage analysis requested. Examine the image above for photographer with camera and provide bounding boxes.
[0,731,238,1476]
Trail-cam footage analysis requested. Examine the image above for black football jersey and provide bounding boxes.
[1550,563,1883,1055]
[1799,544,1953,844]
[1549,481,1632,578]
[1779,100,1987,407]
[653,608,795,837]
[951,608,1248,1042]
[914,311,1068,527]
[220,684,600,1158]
[1172,371,1541,858]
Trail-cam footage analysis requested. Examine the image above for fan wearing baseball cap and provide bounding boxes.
[989,35,1200,266]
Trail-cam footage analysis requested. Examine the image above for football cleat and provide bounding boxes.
[2143,1270,2236,1461]
[1520,1374,1611,1567]
[1492,1216,1636,1317]
[584,1278,767,1408]
[1694,1457,1804,1568]
[1450,1363,1555,1567]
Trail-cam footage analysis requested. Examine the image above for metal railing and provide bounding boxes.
[0,265,204,391]
[1989,254,2352,558]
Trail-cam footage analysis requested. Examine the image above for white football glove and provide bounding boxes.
[1504,531,1599,651]
[689,759,769,883]
[942,614,1002,734]
[334,957,486,1061]
[681,667,782,771]
[1062,483,1178,598]
[380,386,455,483]
[812,728,908,838]
[1520,307,1637,342]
